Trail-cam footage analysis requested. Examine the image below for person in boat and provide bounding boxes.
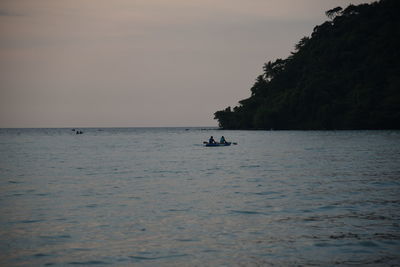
[220,136,227,144]
[209,136,216,144]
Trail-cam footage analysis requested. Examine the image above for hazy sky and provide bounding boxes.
[0,0,374,127]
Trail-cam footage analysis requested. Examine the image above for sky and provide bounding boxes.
[0,0,375,127]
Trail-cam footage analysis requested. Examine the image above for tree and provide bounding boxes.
[325,6,343,19]
[294,36,310,51]
[214,0,400,130]
[250,75,268,96]
[262,59,286,81]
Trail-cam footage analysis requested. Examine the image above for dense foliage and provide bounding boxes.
[214,0,400,130]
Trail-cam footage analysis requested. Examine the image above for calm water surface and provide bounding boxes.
[0,128,399,266]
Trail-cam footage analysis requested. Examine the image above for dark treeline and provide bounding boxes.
[214,0,400,130]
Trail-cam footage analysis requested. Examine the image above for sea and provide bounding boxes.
[0,128,399,266]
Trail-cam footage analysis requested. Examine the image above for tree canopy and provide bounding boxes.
[214,0,400,130]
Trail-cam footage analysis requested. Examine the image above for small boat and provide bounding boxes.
[204,142,231,147]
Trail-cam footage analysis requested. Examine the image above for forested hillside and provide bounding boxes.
[214,0,400,130]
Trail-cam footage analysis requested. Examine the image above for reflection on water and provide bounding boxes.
[0,128,399,266]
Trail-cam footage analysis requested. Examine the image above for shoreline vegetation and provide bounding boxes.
[214,0,400,130]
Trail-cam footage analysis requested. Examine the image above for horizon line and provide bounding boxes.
[0,126,219,129]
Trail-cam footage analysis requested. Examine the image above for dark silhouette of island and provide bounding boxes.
[214,0,400,130]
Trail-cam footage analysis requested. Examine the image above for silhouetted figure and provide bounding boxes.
[220,136,226,144]
[209,136,216,144]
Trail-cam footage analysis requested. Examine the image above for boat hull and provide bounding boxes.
[205,142,231,147]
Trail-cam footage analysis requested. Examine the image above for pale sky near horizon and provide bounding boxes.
[0,0,374,128]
